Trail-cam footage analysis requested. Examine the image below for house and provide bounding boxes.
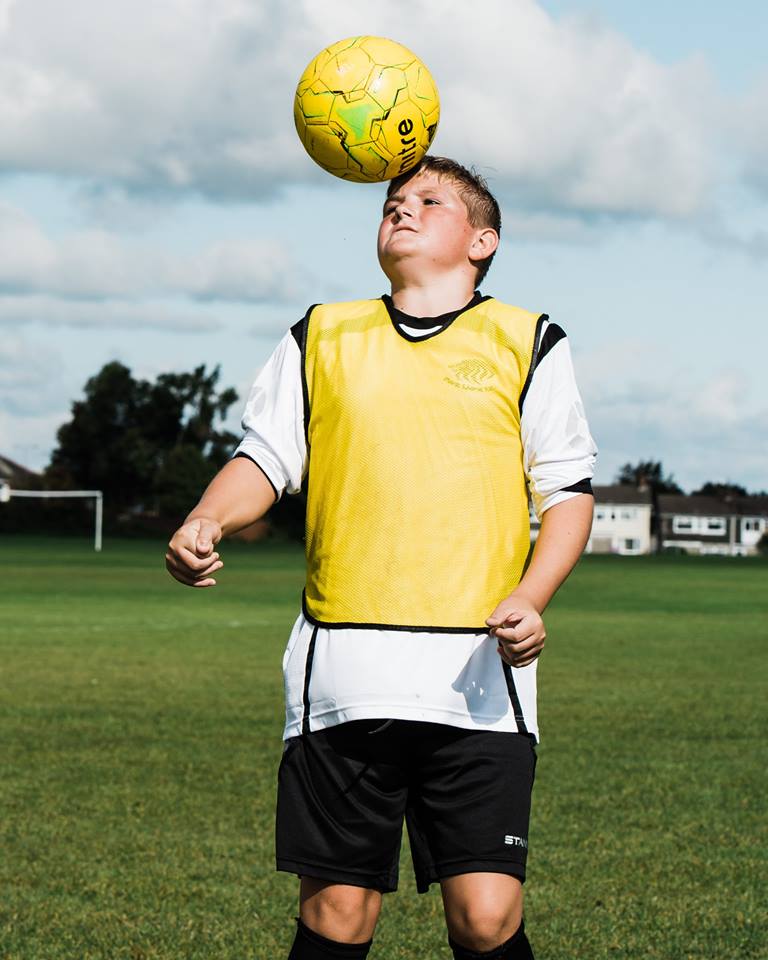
[735,496,768,553]
[658,494,768,557]
[531,487,768,558]
[587,485,653,555]
[0,454,40,488]
[530,484,653,555]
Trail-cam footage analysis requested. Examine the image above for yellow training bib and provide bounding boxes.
[299,297,541,630]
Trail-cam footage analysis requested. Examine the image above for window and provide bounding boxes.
[704,517,726,535]
[673,516,695,533]
[623,538,640,553]
[620,508,637,520]
[595,509,606,521]
[743,518,763,532]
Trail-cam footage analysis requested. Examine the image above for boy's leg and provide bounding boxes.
[276,720,409,956]
[404,725,537,958]
[441,874,533,958]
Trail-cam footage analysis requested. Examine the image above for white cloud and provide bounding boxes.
[0,295,223,331]
[0,407,63,471]
[0,329,57,390]
[730,72,768,198]
[0,202,297,302]
[579,341,768,491]
[0,331,66,434]
[0,0,729,220]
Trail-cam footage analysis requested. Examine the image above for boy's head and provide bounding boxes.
[382,156,501,285]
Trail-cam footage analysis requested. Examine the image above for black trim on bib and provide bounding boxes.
[302,592,488,634]
[232,452,279,501]
[502,662,529,735]
[291,304,317,447]
[382,292,491,343]
[562,478,594,496]
[536,321,566,365]
[518,313,549,412]
[301,625,319,735]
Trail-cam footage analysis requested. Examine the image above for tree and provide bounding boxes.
[154,444,218,520]
[615,460,683,495]
[691,481,747,500]
[47,361,239,519]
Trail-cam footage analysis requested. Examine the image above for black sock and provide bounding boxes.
[449,920,534,959]
[287,918,373,959]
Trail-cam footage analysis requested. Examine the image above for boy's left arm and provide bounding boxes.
[488,318,597,667]
[486,493,594,667]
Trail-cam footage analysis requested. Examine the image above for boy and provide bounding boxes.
[166,156,596,959]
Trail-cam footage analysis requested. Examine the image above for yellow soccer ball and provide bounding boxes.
[294,36,440,183]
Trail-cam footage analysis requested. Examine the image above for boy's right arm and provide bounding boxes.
[165,456,277,588]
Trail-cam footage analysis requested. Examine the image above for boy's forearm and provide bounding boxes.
[513,494,594,612]
[186,456,277,536]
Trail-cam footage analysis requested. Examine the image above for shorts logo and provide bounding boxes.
[445,358,497,392]
[504,835,528,848]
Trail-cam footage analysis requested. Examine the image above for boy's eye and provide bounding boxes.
[423,198,439,205]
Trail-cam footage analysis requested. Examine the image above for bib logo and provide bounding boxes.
[445,358,497,392]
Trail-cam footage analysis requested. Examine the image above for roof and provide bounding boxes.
[0,454,40,485]
[734,495,768,516]
[593,484,653,505]
[657,494,768,517]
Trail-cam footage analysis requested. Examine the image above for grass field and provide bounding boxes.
[0,537,766,960]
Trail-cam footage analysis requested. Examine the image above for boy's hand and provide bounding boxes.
[166,517,224,587]
[486,595,546,668]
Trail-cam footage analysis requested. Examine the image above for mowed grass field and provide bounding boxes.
[0,538,766,960]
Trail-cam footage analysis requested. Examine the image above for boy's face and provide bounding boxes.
[377,172,484,282]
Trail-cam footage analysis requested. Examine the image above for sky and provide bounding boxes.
[0,0,766,492]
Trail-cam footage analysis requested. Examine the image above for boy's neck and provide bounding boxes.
[388,277,478,318]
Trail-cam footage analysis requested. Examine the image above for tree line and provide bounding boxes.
[614,461,765,500]
[1,362,763,539]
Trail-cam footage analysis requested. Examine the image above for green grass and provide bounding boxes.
[0,538,766,959]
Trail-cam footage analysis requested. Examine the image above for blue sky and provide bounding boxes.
[1,0,766,492]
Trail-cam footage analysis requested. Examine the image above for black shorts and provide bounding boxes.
[275,719,537,894]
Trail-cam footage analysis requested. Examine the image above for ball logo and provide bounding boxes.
[397,118,417,173]
[445,358,497,391]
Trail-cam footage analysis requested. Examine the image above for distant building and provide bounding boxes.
[736,496,768,553]
[658,494,768,557]
[587,485,653,555]
[529,484,653,555]
[529,485,768,558]
[0,454,40,487]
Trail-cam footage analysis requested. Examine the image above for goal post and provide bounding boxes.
[0,485,104,551]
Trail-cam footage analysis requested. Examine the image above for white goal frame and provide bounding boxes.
[0,484,103,551]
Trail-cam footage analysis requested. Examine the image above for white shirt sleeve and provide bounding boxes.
[521,320,597,519]
[234,331,307,497]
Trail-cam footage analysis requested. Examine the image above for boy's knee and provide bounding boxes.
[300,879,381,943]
[443,874,523,952]
[449,906,516,952]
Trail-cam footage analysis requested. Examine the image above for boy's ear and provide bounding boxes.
[469,228,499,264]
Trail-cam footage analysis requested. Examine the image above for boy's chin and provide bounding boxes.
[378,250,419,281]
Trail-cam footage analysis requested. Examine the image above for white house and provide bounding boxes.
[586,485,653,555]
[530,484,653,555]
